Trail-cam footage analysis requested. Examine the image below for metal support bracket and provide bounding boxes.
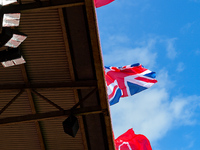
[0,89,24,115]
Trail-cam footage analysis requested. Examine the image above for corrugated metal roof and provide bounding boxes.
[40,118,84,150]
[0,91,32,119]
[34,89,76,113]
[0,122,41,150]
[0,66,24,84]
[0,0,114,149]
[19,9,71,83]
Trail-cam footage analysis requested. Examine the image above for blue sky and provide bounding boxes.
[96,0,200,150]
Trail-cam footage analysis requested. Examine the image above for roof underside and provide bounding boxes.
[0,0,114,149]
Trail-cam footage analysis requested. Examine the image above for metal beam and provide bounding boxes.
[0,80,97,91]
[1,0,84,13]
[70,88,97,111]
[84,0,115,149]
[0,89,24,115]
[31,89,64,111]
[20,64,46,150]
[0,106,104,125]
[58,8,88,150]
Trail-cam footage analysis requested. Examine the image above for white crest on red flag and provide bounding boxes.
[115,129,152,150]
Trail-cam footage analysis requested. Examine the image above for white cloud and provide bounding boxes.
[176,62,185,72]
[110,70,200,144]
[102,34,200,149]
[102,35,130,49]
[110,88,170,142]
[156,69,174,89]
[165,38,177,59]
[103,38,157,69]
[102,35,179,69]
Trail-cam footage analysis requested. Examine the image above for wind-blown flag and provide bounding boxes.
[104,63,157,106]
[115,128,152,150]
[94,0,114,8]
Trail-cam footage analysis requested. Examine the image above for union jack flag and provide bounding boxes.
[104,63,157,106]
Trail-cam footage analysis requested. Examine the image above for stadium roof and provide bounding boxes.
[0,0,115,149]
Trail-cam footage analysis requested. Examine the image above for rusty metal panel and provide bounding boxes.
[19,9,71,83]
[0,122,41,150]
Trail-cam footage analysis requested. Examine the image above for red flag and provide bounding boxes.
[115,129,152,150]
[94,0,114,8]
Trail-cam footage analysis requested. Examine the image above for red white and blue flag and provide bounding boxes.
[115,128,152,150]
[104,63,157,106]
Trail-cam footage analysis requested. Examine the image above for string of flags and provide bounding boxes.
[104,64,157,149]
